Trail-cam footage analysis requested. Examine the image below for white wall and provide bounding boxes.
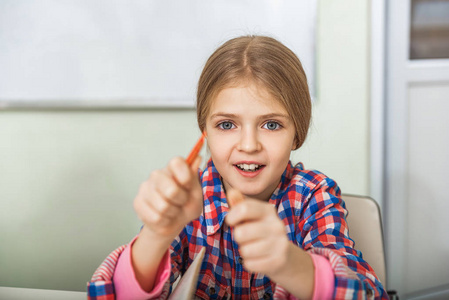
[0,1,317,107]
[0,0,370,291]
[293,0,370,196]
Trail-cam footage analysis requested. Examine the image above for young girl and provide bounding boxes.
[88,35,388,299]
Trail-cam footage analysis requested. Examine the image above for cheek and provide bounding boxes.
[207,136,226,161]
[276,148,292,164]
[266,139,294,163]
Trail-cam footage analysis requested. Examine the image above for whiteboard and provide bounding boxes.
[0,1,317,108]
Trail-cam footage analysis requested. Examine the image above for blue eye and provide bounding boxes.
[218,121,235,130]
[263,121,281,130]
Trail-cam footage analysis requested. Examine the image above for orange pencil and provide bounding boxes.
[186,133,206,166]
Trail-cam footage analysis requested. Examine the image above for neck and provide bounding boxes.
[222,180,277,203]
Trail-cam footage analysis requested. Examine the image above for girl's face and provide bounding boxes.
[205,83,296,202]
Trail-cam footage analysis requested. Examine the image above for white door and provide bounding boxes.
[385,0,449,298]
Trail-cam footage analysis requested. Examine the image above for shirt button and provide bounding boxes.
[209,286,216,294]
[263,292,271,299]
[238,257,243,264]
[366,289,374,297]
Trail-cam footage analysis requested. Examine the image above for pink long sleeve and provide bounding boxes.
[309,253,334,300]
[113,237,171,300]
[112,240,334,300]
[274,253,335,300]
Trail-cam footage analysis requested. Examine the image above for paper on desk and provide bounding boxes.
[169,247,206,300]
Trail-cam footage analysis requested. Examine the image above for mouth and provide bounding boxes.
[234,163,265,172]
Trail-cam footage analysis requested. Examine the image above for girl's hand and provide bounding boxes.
[133,156,203,240]
[225,196,293,278]
[226,191,315,299]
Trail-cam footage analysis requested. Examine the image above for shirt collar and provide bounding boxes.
[200,159,297,236]
[200,160,229,235]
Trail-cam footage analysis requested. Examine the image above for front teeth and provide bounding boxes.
[237,164,261,171]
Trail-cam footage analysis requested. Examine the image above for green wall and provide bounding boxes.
[0,110,200,290]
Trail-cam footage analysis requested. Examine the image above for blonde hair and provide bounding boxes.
[196,35,312,149]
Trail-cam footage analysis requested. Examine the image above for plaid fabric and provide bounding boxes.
[87,245,126,300]
[87,159,388,299]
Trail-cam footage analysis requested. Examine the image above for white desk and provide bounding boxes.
[0,287,85,300]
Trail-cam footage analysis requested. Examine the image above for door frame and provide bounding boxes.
[382,0,449,295]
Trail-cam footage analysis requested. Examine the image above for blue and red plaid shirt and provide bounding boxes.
[88,159,388,299]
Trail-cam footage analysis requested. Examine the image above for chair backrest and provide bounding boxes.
[342,194,386,286]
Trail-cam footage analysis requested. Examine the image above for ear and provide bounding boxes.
[291,136,299,150]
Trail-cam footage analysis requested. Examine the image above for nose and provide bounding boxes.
[236,128,262,153]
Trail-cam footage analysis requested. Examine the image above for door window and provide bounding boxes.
[410,0,449,59]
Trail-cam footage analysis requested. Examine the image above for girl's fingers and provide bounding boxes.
[239,253,279,275]
[232,220,272,244]
[190,155,203,184]
[236,226,290,275]
[146,192,182,219]
[152,169,189,206]
[134,195,173,228]
[241,239,291,276]
[167,156,201,190]
[226,189,244,208]
[226,199,275,226]
[189,154,201,169]
[134,154,203,237]
[237,238,274,259]
[152,156,202,205]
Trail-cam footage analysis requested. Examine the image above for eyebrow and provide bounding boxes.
[209,112,290,120]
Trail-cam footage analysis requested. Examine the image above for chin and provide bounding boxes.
[240,188,266,200]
